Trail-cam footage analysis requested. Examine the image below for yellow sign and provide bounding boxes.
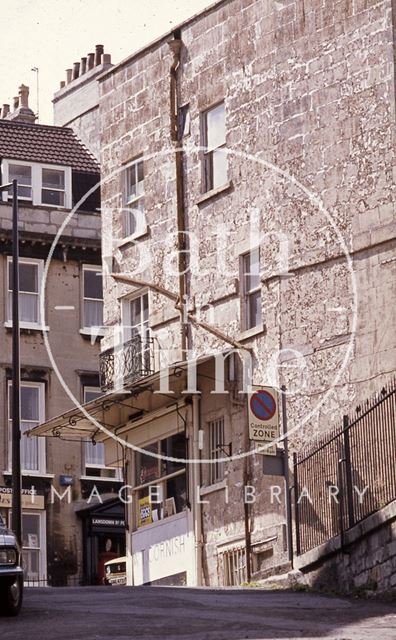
[0,487,45,510]
[138,496,152,527]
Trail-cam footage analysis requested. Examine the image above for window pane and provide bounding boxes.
[9,262,38,293]
[130,298,142,329]
[244,249,260,292]
[41,189,65,206]
[125,198,144,236]
[85,441,105,466]
[84,299,103,328]
[125,160,144,202]
[9,164,32,184]
[20,292,39,323]
[21,422,39,471]
[84,269,103,300]
[166,474,187,515]
[42,168,65,189]
[22,514,40,548]
[212,149,228,189]
[160,433,186,476]
[206,103,225,149]
[21,386,39,421]
[135,443,159,485]
[248,290,261,329]
[84,388,102,403]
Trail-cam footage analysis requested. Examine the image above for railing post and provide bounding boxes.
[293,452,301,556]
[338,453,346,551]
[343,415,355,528]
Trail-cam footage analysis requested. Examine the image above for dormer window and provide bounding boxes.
[1,159,71,209]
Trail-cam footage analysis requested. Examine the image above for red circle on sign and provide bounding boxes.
[250,390,276,421]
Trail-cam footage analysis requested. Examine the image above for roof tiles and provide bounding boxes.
[0,120,99,174]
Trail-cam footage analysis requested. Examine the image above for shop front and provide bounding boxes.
[0,485,47,585]
[77,497,126,585]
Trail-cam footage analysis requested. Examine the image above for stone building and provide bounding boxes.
[0,84,124,585]
[34,0,395,587]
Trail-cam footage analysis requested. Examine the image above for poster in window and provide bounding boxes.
[138,496,152,527]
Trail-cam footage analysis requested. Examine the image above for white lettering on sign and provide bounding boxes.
[149,535,186,563]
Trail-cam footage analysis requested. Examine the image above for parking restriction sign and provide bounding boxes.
[248,386,280,443]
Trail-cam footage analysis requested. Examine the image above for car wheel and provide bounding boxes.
[0,575,23,616]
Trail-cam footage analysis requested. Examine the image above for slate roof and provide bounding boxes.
[0,120,99,174]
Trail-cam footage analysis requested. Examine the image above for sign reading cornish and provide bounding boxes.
[248,386,280,443]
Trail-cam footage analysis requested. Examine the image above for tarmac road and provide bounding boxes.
[1,585,395,640]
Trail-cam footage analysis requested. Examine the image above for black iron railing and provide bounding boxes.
[294,380,396,555]
[99,335,154,392]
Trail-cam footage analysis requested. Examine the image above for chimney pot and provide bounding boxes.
[2,104,10,118]
[19,84,29,108]
[102,53,111,65]
[95,44,104,66]
[72,62,80,80]
[87,53,95,70]
[13,96,19,110]
[60,80,66,88]
[80,57,87,75]
[66,68,72,83]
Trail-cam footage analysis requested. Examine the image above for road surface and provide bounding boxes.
[1,585,395,639]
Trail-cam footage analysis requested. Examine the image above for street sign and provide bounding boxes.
[248,386,280,443]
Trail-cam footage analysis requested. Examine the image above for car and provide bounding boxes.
[0,515,24,616]
[104,556,127,586]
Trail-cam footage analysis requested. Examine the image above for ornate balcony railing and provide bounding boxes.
[99,335,155,392]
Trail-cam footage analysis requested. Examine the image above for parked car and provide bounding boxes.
[0,515,24,616]
[104,556,127,586]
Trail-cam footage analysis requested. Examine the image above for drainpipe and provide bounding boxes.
[192,394,203,586]
[168,35,188,361]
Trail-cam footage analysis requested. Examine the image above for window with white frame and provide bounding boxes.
[122,292,151,372]
[82,265,103,330]
[83,386,106,471]
[7,257,43,328]
[202,102,227,192]
[241,248,262,331]
[8,381,46,473]
[122,156,145,238]
[209,417,225,485]
[1,159,71,208]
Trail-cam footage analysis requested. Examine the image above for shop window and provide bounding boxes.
[22,513,42,584]
[241,247,261,330]
[82,265,104,331]
[208,417,225,485]
[134,432,187,529]
[1,159,71,208]
[8,381,46,473]
[7,257,44,329]
[202,102,227,192]
[122,156,146,238]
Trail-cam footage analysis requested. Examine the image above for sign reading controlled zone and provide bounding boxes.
[248,386,280,444]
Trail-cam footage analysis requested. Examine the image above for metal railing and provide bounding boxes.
[99,335,154,392]
[294,380,396,555]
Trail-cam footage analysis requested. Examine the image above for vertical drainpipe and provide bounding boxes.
[168,35,187,360]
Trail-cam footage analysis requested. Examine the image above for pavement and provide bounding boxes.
[1,585,395,640]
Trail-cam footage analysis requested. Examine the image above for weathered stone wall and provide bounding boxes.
[297,501,396,595]
[98,0,395,582]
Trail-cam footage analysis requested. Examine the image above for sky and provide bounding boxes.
[1,0,214,125]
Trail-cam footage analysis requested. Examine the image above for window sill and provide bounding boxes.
[3,471,54,479]
[4,322,49,333]
[116,226,150,248]
[80,475,122,482]
[200,480,227,496]
[196,180,233,206]
[237,324,266,342]
[79,328,105,339]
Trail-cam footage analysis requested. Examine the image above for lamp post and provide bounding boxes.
[0,179,21,544]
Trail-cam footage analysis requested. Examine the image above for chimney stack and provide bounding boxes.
[72,62,80,80]
[95,44,104,66]
[102,53,111,64]
[80,57,87,75]
[66,68,72,84]
[87,53,95,70]
[4,85,36,124]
